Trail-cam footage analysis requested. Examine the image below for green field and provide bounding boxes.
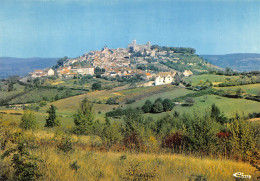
[129,87,192,108]
[183,74,239,85]
[0,83,25,99]
[215,83,260,96]
[173,95,260,117]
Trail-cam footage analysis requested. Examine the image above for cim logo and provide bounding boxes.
[233,172,251,179]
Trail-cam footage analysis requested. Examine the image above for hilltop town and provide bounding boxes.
[29,40,216,86]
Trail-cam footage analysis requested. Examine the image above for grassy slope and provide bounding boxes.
[215,83,260,96]
[183,74,239,85]
[0,127,258,181]
[0,83,25,99]
[174,95,260,117]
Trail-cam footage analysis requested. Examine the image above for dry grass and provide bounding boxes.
[0,122,259,181]
[32,148,258,181]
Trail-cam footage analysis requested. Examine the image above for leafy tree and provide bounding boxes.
[229,118,256,161]
[162,98,174,112]
[8,83,14,92]
[210,104,227,124]
[20,110,37,130]
[185,97,195,105]
[101,122,123,147]
[57,56,68,67]
[142,100,153,113]
[155,97,163,103]
[123,108,144,149]
[45,105,60,127]
[152,100,164,113]
[73,99,94,134]
[91,82,101,91]
[185,112,219,154]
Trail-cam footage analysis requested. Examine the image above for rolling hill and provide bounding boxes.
[200,53,260,72]
[0,57,58,78]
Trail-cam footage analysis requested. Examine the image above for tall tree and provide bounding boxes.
[162,98,174,112]
[73,99,94,134]
[152,100,164,113]
[45,105,60,127]
[142,100,153,113]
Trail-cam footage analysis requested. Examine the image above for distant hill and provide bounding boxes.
[200,53,260,72]
[0,57,58,78]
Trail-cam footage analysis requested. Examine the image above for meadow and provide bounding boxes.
[215,83,260,96]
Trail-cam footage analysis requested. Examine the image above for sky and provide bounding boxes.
[0,0,260,58]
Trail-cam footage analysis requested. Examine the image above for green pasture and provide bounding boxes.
[215,83,260,96]
[183,74,239,85]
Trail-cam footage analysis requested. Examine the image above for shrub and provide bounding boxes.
[162,98,174,112]
[185,97,195,105]
[70,161,80,172]
[2,140,42,181]
[152,100,163,113]
[162,132,185,152]
[20,110,37,130]
[106,97,118,105]
[123,161,157,181]
[142,100,153,113]
[91,82,101,91]
[57,136,73,153]
[125,98,136,104]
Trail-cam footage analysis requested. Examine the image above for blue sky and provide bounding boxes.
[0,0,259,58]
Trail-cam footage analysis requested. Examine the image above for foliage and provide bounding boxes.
[70,161,80,172]
[2,140,42,181]
[106,97,118,105]
[57,136,73,153]
[73,99,94,134]
[45,105,60,127]
[210,104,227,124]
[152,100,164,113]
[142,100,153,113]
[56,56,68,67]
[20,110,37,130]
[229,118,257,161]
[101,121,123,147]
[162,98,174,112]
[91,82,102,91]
[123,161,157,181]
[185,97,195,105]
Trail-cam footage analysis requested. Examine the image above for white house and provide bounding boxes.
[77,67,94,75]
[154,72,176,86]
[45,68,54,76]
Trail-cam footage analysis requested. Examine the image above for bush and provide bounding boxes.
[57,136,73,153]
[70,161,80,172]
[91,82,101,91]
[2,140,42,180]
[185,97,195,105]
[152,100,163,113]
[20,110,37,130]
[142,100,153,113]
[162,132,185,152]
[106,97,118,105]
[125,98,136,104]
[162,98,174,112]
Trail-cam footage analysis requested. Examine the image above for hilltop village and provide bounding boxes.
[29,40,199,86]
